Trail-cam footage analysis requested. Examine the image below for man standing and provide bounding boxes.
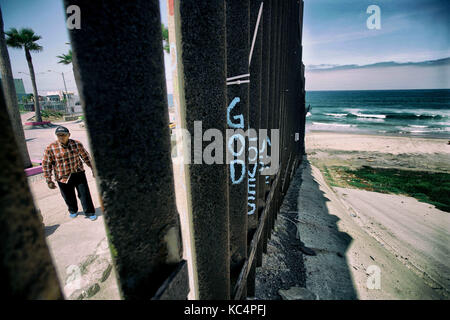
[42,126,97,221]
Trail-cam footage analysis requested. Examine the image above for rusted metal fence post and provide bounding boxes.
[178,0,230,300]
[247,0,264,297]
[285,0,296,182]
[268,0,282,237]
[265,0,278,248]
[227,0,306,300]
[1,0,307,301]
[65,0,187,300]
[293,1,306,158]
[259,0,272,258]
[226,0,250,298]
[0,88,63,299]
[279,0,290,197]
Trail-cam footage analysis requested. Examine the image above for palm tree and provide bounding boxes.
[161,24,169,54]
[56,49,72,65]
[56,49,81,101]
[6,27,43,122]
[0,8,32,168]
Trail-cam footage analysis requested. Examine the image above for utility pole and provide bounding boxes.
[48,70,70,114]
[61,72,70,114]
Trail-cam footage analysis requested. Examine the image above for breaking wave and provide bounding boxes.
[323,112,446,120]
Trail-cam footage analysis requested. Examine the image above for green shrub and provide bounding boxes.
[342,166,450,212]
[40,110,63,118]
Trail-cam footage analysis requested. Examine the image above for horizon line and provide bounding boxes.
[306,88,450,92]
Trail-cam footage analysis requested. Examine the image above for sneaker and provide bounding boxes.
[69,212,78,218]
[86,214,97,221]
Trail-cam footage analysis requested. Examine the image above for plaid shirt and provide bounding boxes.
[42,139,92,184]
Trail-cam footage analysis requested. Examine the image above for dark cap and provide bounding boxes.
[55,126,70,135]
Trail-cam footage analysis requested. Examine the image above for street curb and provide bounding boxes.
[24,121,56,130]
[25,166,43,176]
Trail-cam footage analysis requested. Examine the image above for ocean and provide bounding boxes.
[305,89,450,139]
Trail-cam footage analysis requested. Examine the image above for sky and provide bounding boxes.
[303,0,450,90]
[0,0,448,92]
[0,0,170,96]
[1,0,76,94]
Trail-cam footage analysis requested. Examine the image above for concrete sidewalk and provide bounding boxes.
[21,111,34,124]
[24,122,120,300]
[28,170,120,299]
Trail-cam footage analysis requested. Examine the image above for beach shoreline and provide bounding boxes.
[305,89,450,140]
[306,130,450,156]
[306,128,450,140]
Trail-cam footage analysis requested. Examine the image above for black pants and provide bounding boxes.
[57,171,95,216]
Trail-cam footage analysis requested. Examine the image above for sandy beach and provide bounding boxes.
[306,131,450,172]
[306,131,450,154]
[301,131,450,299]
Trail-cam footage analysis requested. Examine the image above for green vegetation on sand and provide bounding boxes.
[322,165,450,213]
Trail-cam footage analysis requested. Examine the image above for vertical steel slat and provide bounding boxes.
[65,0,185,299]
[178,0,230,300]
[0,88,63,299]
[226,0,250,298]
[258,0,272,265]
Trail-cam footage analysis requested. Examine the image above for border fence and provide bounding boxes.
[1,0,305,300]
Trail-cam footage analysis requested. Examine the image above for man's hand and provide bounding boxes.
[47,181,57,189]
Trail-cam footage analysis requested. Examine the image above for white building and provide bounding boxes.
[45,91,82,113]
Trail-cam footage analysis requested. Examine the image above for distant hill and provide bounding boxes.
[307,57,450,71]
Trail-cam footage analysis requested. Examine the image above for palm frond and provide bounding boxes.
[161,24,169,41]
[57,50,72,65]
[21,28,36,39]
[5,27,19,38]
[5,27,43,51]
[5,28,23,48]
[27,42,43,52]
